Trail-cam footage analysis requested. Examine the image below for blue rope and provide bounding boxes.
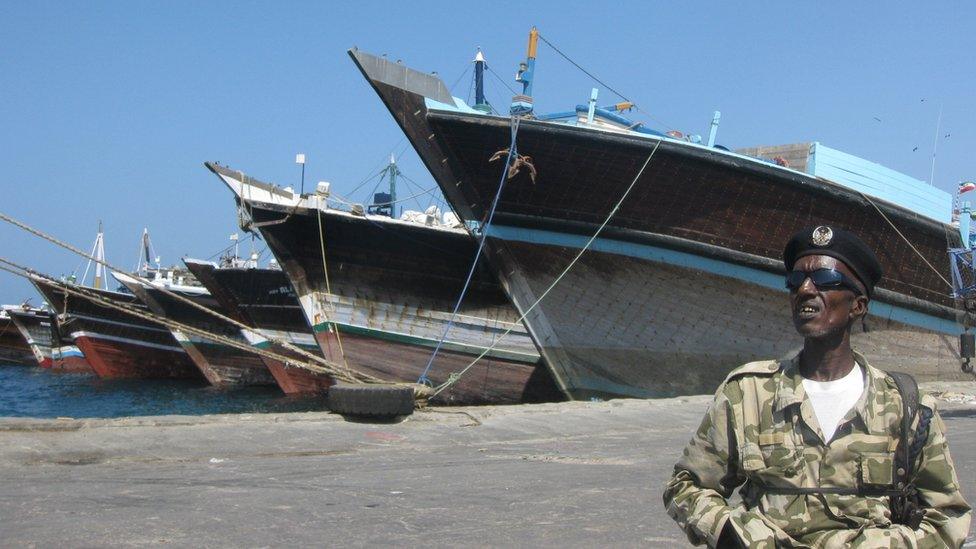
[417,117,521,385]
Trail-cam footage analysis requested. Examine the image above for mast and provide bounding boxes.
[141,228,151,273]
[94,221,105,290]
[136,228,159,276]
[473,48,491,113]
[367,155,401,218]
[511,27,539,116]
[388,154,398,217]
[82,220,108,289]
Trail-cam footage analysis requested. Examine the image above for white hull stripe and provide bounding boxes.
[70,331,186,353]
[69,313,172,334]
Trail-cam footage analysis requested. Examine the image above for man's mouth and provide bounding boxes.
[796,303,821,320]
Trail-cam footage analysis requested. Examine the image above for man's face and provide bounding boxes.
[790,254,867,339]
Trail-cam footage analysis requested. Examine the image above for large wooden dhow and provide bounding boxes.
[5,306,92,373]
[183,258,333,394]
[114,271,277,387]
[30,277,202,380]
[206,162,563,405]
[350,39,965,399]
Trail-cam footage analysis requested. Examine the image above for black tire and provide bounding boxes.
[327,383,415,417]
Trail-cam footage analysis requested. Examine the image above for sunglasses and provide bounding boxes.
[785,268,863,296]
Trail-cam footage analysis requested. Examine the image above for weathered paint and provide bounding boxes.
[485,224,961,336]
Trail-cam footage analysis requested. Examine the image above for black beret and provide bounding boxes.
[783,226,883,296]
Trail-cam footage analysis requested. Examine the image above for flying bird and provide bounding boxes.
[945,133,951,139]
[873,117,882,122]
[912,146,918,152]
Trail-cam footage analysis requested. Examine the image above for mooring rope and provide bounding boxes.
[856,191,953,289]
[430,137,663,398]
[0,212,385,383]
[416,117,523,386]
[315,201,349,365]
[0,211,347,373]
[0,258,375,383]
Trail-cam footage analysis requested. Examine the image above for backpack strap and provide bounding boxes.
[888,371,918,488]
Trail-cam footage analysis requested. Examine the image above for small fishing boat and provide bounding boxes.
[351,32,966,399]
[206,161,563,405]
[183,257,333,395]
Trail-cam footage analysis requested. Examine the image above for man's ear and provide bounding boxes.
[850,295,869,321]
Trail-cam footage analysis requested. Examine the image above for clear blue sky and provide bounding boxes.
[1,2,973,305]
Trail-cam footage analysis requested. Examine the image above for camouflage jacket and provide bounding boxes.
[663,352,971,548]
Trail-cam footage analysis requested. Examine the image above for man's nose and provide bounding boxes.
[796,276,819,297]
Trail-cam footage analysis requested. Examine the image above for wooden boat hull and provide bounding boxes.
[7,308,93,373]
[310,327,561,403]
[31,279,202,380]
[241,330,331,395]
[183,260,333,395]
[491,239,961,398]
[0,323,33,366]
[118,280,276,387]
[49,352,93,373]
[350,49,967,399]
[236,197,563,405]
[73,334,196,379]
[7,309,56,368]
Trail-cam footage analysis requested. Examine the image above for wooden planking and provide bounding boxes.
[735,142,811,173]
[810,143,951,223]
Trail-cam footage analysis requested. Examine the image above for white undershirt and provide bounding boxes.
[801,365,864,442]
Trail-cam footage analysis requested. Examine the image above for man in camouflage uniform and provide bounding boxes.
[663,226,971,547]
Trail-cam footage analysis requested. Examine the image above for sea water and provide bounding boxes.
[0,363,328,418]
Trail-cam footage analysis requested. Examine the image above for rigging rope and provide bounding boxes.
[0,258,374,383]
[416,117,523,385]
[536,33,677,132]
[856,191,953,289]
[430,138,663,397]
[485,65,519,97]
[331,184,440,210]
[0,211,355,374]
[315,200,350,365]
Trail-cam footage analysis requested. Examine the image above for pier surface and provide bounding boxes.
[2,382,975,547]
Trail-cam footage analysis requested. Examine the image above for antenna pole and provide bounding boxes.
[511,27,539,116]
[296,153,307,194]
[389,154,398,219]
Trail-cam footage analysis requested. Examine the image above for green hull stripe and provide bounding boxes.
[313,321,538,364]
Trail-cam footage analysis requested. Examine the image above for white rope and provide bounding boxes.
[431,137,663,397]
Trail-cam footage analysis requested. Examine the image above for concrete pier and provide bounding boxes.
[2,383,975,547]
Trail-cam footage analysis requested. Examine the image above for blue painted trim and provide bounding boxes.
[535,110,577,121]
[423,96,484,115]
[53,348,85,359]
[485,224,961,335]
